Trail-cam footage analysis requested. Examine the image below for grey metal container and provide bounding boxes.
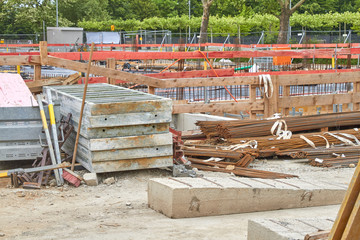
[45,84,173,173]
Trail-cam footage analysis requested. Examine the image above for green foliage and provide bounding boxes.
[59,0,110,24]
[2,0,360,35]
[0,0,72,34]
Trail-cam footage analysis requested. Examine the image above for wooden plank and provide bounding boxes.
[249,85,258,119]
[146,68,234,79]
[26,78,64,93]
[282,85,291,116]
[62,73,81,85]
[42,56,163,87]
[106,58,116,84]
[278,93,360,108]
[162,76,258,88]
[354,82,360,111]
[341,191,360,239]
[148,86,155,94]
[278,72,360,85]
[34,65,41,81]
[39,41,48,65]
[304,230,330,240]
[329,154,360,239]
[173,101,263,114]
[0,55,33,65]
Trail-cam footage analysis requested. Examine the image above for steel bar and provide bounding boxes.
[46,88,64,183]
[36,94,62,186]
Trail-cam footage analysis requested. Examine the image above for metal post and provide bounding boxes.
[37,94,62,186]
[188,0,191,42]
[43,21,46,41]
[56,0,58,27]
[46,89,63,184]
[288,0,291,43]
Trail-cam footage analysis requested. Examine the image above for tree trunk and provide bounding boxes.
[277,9,291,44]
[199,3,211,48]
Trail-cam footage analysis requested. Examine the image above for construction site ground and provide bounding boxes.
[0,159,354,240]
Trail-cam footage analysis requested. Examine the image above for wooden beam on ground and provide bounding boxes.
[304,230,330,240]
[172,101,263,114]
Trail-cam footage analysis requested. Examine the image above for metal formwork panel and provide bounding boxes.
[0,106,60,161]
[46,84,173,173]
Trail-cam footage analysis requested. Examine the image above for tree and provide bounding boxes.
[59,0,110,25]
[277,0,306,44]
[199,0,215,45]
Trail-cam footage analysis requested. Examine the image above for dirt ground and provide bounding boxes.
[0,159,355,240]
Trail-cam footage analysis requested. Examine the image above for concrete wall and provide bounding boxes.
[47,27,83,44]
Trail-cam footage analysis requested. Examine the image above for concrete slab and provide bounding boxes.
[148,177,347,218]
[247,218,334,240]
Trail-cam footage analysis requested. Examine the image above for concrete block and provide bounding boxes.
[83,173,98,186]
[148,177,347,218]
[247,218,334,240]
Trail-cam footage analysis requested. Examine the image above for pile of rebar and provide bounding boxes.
[309,156,359,167]
[197,112,360,139]
[229,129,360,150]
[189,158,297,179]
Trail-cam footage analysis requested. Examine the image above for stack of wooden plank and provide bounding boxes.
[45,83,173,173]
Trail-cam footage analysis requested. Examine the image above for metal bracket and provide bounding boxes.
[39,135,48,147]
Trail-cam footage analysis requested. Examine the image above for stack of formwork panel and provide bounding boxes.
[44,83,173,173]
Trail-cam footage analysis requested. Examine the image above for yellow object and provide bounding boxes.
[160,48,162,52]
[0,171,8,178]
[48,104,55,125]
[204,60,207,70]
[332,57,335,69]
[111,25,115,31]
[0,39,4,44]
[16,65,20,74]
[40,110,48,129]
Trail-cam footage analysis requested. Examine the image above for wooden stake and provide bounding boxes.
[71,43,95,171]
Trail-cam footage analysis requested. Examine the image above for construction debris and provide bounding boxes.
[15,113,74,187]
[83,173,98,186]
[26,73,81,94]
